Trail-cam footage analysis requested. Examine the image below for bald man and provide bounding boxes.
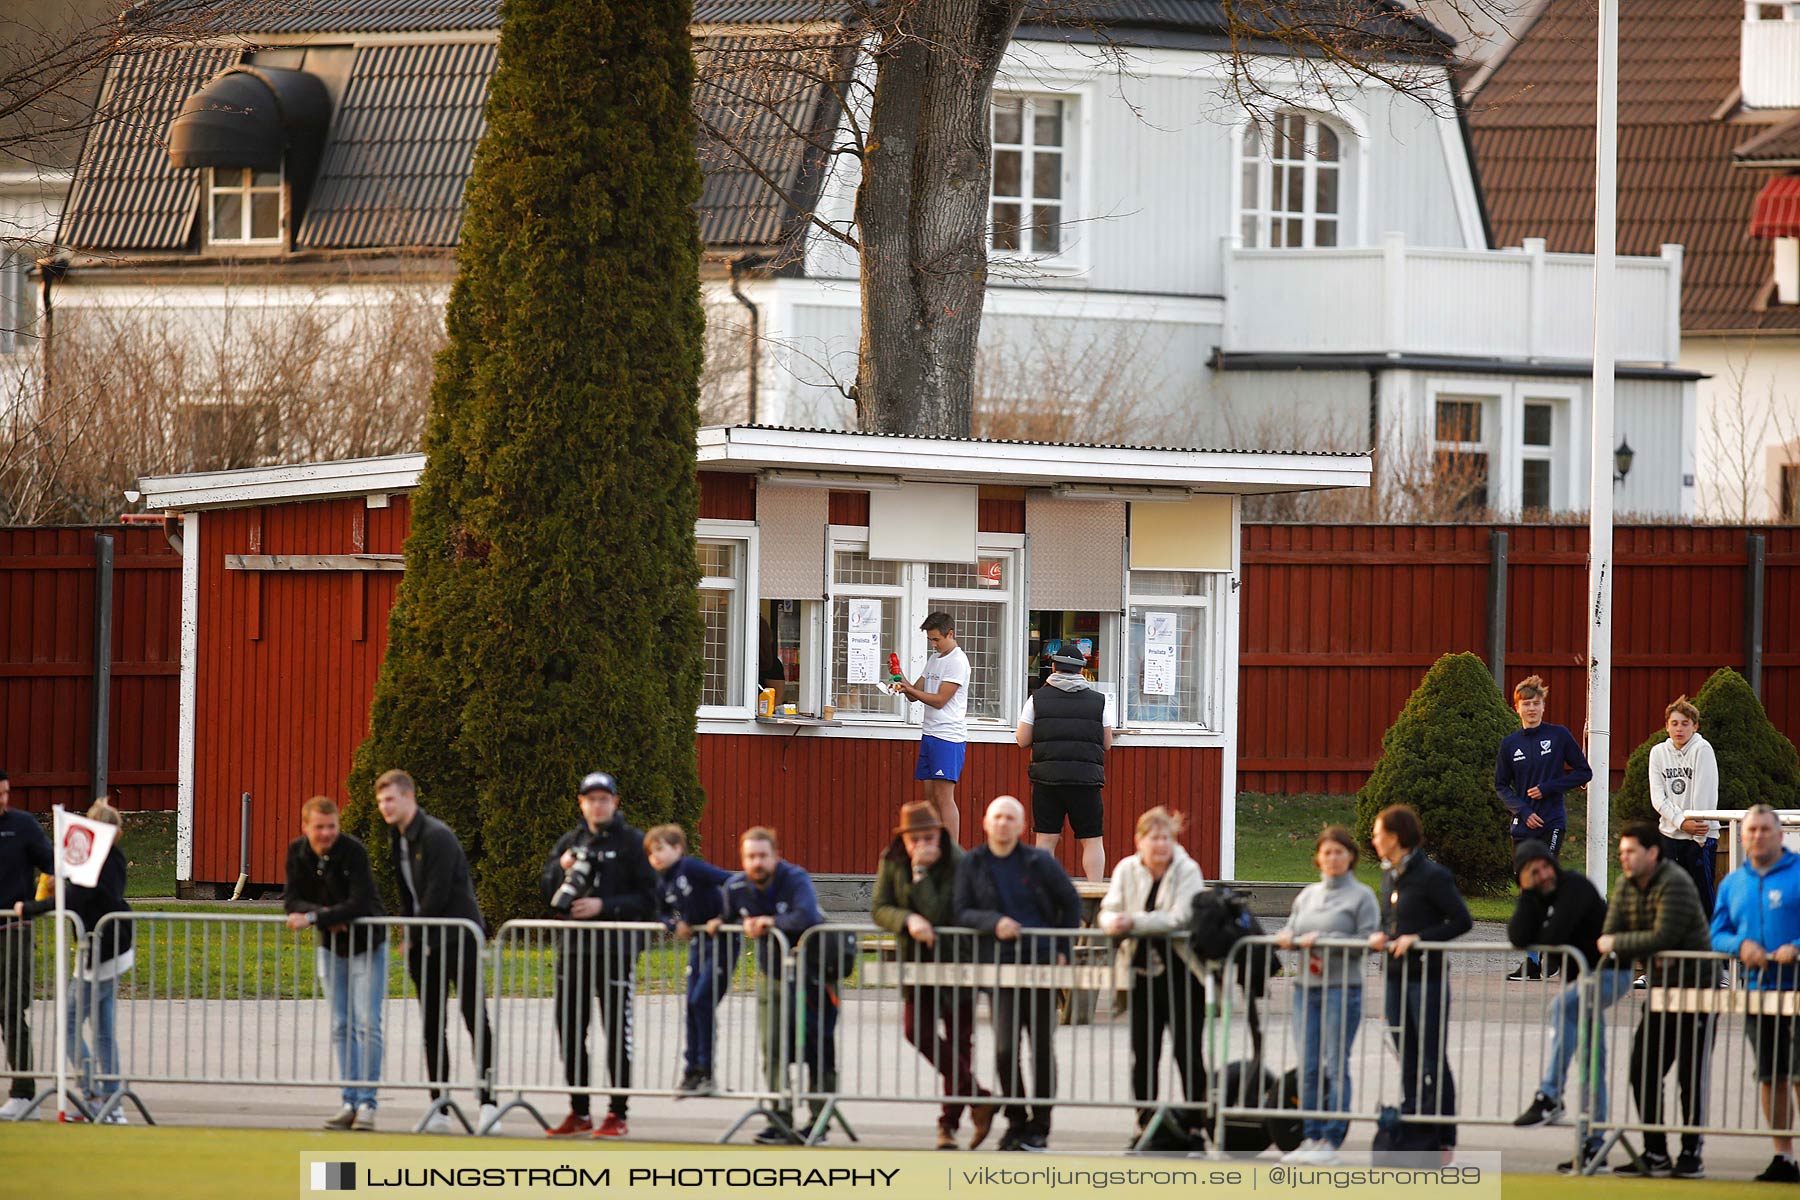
[955,795,1081,1152]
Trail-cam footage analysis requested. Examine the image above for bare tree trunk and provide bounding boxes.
[853,0,1025,437]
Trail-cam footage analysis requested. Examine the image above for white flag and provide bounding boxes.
[54,810,118,889]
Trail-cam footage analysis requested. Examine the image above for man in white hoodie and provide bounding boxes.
[1016,648,1114,881]
[1649,696,1720,918]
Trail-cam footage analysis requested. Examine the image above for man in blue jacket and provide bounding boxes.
[0,769,52,1120]
[711,827,833,1144]
[1494,675,1593,980]
[955,794,1081,1152]
[1711,804,1800,1183]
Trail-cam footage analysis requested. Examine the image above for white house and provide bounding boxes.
[39,0,1695,516]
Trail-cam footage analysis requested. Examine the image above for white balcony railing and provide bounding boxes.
[1222,233,1683,366]
[1743,8,1800,109]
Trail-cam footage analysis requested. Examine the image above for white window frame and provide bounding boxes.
[1237,111,1349,249]
[208,165,285,246]
[1426,379,1586,514]
[988,91,1078,265]
[1427,383,1502,513]
[823,526,1026,728]
[695,518,759,720]
[1120,569,1229,732]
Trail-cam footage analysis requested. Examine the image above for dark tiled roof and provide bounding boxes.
[1467,0,1800,333]
[136,1,847,34]
[58,46,239,250]
[694,34,846,252]
[1736,117,1800,164]
[296,42,496,249]
[1020,0,1452,54]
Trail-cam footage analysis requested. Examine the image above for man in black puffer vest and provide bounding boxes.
[1015,648,1113,880]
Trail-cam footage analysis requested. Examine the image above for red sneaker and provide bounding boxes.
[594,1114,629,1138]
[546,1112,592,1138]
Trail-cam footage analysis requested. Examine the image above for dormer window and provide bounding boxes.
[167,65,331,254]
[1238,112,1350,249]
[209,167,284,244]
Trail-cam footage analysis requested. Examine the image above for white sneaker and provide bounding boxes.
[476,1103,498,1135]
[420,1109,454,1135]
[1280,1140,1322,1164]
[0,1097,30,1121]
[354,1105,377,1132]
[100,1106,127,1126]
[1310,1145,1342,1165]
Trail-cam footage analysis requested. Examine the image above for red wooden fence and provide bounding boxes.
[4,520,1795,816]
[1237,524,1800,794]
[0,526,180,812]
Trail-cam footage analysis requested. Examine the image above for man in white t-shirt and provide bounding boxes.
[892,612,970,844]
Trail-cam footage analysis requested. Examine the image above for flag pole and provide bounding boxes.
[1586,0,1619,887]
[51,805,66,1121]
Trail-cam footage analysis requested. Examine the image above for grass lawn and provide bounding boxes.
[1234,793,1621,924]
[0,1124,1754,1199]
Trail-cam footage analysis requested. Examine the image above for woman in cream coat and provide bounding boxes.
[1099,806,1207,1145]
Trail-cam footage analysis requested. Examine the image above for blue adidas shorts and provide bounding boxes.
[914,735,967,782]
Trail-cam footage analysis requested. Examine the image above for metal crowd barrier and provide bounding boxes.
[1585,948,1798,1173]
[0,912,89,1120]
[793,923,1209,1150]
[1214,935,1592,1163]
[484,920,784,1140]
[89,912,491,1132]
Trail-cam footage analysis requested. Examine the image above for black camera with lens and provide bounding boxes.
[550,845,598,913]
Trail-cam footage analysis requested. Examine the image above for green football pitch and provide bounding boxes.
[0,1124,1763,1200]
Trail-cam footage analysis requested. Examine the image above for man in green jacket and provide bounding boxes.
[1599,821,1717,1180]
[872,800,996,1151]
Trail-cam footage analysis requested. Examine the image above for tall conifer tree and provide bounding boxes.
[346,0,706,919]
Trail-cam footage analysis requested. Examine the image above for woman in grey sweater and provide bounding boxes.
[1274,825,1379,1164]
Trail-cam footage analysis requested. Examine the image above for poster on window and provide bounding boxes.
[1142,643,1177,697]
[1142,610,1178,697]
[847,598,882,684]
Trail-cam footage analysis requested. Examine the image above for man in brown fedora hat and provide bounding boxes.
[872,800,997,1150]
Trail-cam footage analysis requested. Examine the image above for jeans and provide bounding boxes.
[316,944,387,1109]
[1663,838,1717,920]
[1540,968,1631,1119]
[65,974,120,1099]
[904,985,979,1128]
[1293,984,1362,1147]
[684,933,738,1075]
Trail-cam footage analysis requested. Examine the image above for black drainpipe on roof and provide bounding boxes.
[37,255,64,402]
[727,255,760,425]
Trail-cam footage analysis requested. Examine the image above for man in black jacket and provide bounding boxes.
[1016,648,1113,881]
[537,772,658,1139]
[285,796,388,1131]
[1507,839,1627,1171]
[376,769,494,1134]
[955,794,1081,1152]
[0,768,52,1119]
[1369,804,1472,1152]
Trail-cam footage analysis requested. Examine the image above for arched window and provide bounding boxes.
[1239,113,1345,248]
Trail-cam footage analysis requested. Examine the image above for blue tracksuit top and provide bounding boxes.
[1712,848,1800,990]
[656,856,732,930]
[721,860,823,968]
[1494,723,1593,835]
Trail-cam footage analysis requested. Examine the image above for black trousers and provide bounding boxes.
[993,986,1058,1137]
[1630,1010,1715,1157]
[1129,966,1207,1128]
[556,945,636,1118]
[407,927,494,1105]
[0,925,33,1100]
[1662,838,1717,920]
[1385,969,1457,1148]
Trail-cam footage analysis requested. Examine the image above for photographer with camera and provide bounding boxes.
[538,772,658,1138]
